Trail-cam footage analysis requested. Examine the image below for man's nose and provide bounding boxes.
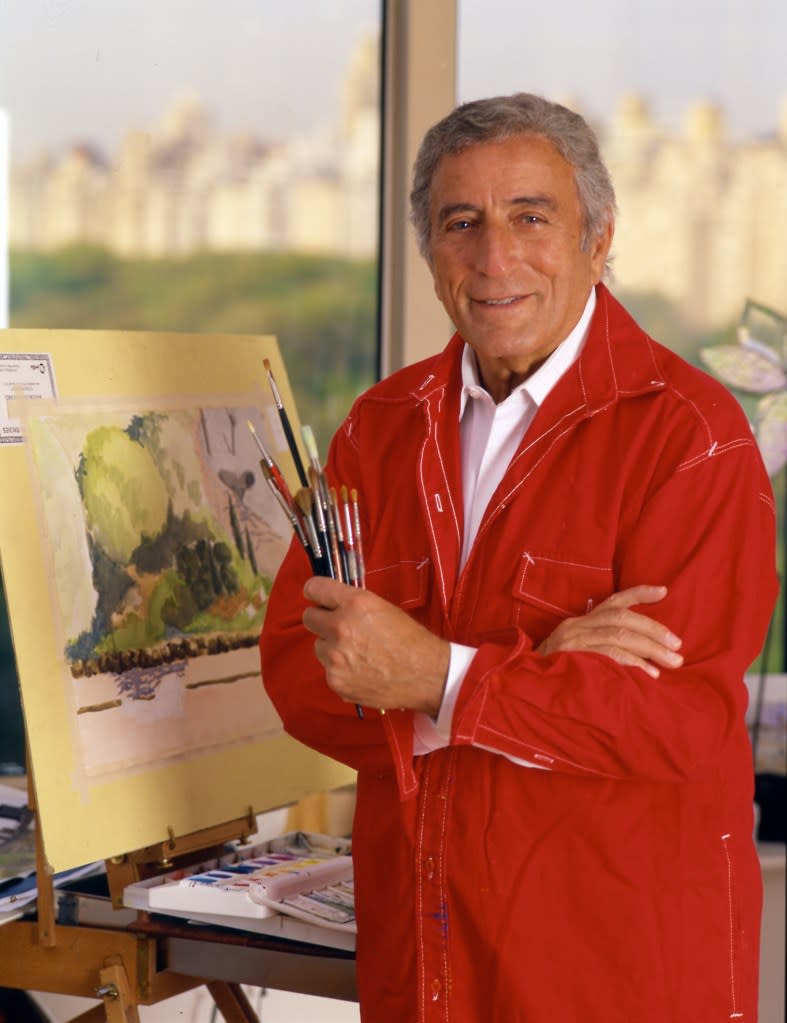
[473,223,517,276]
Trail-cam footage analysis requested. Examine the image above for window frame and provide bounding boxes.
[379,0,456,375]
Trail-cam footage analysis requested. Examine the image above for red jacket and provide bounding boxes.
[261,285,778,1022]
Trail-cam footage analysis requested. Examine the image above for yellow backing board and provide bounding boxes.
[0,329,353,872]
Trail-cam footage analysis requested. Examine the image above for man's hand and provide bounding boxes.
[537,584,683,678]
[302,577,450,714]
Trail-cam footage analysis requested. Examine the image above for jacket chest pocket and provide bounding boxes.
[366,558,431,611]
[511,551,613,640]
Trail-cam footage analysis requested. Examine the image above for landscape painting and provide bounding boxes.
[25,399,292,779]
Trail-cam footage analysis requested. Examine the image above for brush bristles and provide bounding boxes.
[302,426,316,458]
[295,488,313,517]
[247,419,269,459]
[301,424,320,462]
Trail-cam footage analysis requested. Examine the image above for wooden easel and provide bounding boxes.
[0,767,264,1023]
[0,329,358,1021]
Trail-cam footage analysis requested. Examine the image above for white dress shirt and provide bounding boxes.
[413,288,597,760]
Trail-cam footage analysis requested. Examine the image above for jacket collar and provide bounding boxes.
[409,284,667,417]
[574,283,667,410]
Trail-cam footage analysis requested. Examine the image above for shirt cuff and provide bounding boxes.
[412,642,477,755]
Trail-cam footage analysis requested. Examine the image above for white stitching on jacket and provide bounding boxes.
[721,833,743,1019]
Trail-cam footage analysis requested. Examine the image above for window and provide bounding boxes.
[0,0,384,773]
[2,0,382,448]
[458,0,786,672]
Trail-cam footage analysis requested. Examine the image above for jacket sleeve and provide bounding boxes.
[450,436,779,782]
[259,419,390,774]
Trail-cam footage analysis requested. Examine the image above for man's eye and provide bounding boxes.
[519,214,542,225]
[447,219,474,232]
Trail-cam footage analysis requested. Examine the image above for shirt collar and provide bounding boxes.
[459,287,597,418]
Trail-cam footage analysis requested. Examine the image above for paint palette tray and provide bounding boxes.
[122,830,355,950]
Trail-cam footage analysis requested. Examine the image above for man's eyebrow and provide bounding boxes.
[436,195,557,225]
[436,202,479,225]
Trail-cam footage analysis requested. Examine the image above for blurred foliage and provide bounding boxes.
[10,246,379,453]
[616,288,737,368]
[620,287,784,675]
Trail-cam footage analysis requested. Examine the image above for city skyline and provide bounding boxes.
[1,0,785,160]
[459,0,786,141]
[9,58,786,331]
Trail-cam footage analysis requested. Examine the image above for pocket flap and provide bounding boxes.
[513,552,612,618]
[367,558,431,609]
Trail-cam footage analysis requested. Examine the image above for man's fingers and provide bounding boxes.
[586,590,682,652]
[538,583,683,669]
[592,646,662,678]
[302,604,332,637]
[581,627,684,668]
[555,615,683,664]
[597,584,667,610]
[600,607,682,649]
[303,575,352,610]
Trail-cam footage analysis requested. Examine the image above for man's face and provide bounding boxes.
[427,133,612,398]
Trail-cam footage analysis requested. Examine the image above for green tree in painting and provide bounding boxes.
[76,426,169,564]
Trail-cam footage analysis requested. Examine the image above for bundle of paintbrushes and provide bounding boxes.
[252,361,368,718]
[249,361,366,588]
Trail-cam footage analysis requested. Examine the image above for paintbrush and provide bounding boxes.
[263,358,308,487]
[302,425,339,570]
[260,462,314,565]
[312,468,342,582]
[301,423,322,473]
[340,485,360,587]
[330,487,351,583]
[300,428,368,717]
[247,420,295,512]
[295,488,326,572]
[350,487,366,588]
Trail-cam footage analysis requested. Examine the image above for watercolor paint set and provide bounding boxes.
[122,830,356,950]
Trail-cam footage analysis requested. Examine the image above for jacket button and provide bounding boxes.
[431,978,441,1001]
[424,856,435,879]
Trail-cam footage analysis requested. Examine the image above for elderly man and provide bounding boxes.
[261,93,777,1021]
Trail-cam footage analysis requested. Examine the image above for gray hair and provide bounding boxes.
[410,93,617,266]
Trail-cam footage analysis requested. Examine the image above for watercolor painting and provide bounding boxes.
[26,400,293,779]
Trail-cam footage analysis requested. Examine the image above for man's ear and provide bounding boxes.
[590,217,615,283]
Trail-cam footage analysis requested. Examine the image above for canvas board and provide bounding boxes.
[0,329,353,872]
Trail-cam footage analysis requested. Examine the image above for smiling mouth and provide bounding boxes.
[476,295,524,307]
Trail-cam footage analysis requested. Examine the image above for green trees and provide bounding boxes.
[77,426,170,565]
[10,247,378,452]
[65,412,269,673]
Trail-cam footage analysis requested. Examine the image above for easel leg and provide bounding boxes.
[94,963,140,1023]
[62,959,140,1023]
[206,981,260,1022]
